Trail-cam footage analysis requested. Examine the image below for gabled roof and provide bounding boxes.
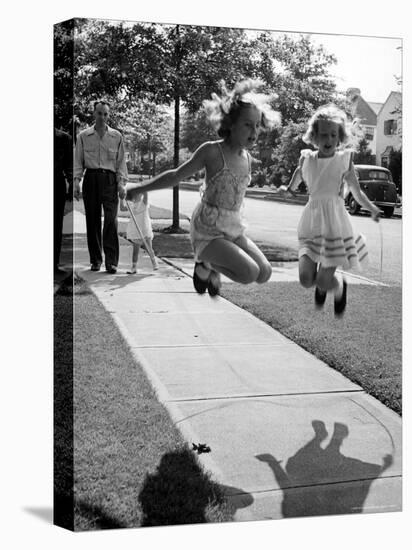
[352,96,378,126]
[382,91,402,113]
[368,102,383,115]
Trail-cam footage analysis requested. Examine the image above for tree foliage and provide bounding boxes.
[64,21,340,217]
[353,137,376,165]
[253,33,338,123]
[388,149,402,193]
[54,20,75,134]
[270,121,309,186]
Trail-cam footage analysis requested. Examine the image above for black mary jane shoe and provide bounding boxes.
[334,278,347,317]
[193,262,210,294]
[314,286,327,308]
[207,270,221,297]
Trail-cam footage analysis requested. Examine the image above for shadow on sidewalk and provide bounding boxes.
[138,447,252,526]
[80,271,158,292]
[256,420,393,518]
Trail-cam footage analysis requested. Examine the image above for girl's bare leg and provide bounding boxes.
[127,241,139,274]
[200,238,261,284]
[233,235,272,283]
[298,255,317,288]
[316,266,344,299]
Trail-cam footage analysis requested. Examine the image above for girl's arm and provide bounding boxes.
[279,166,303,196]
[137,143,209,194]
[287,166,303,194]
[344,162,381,221]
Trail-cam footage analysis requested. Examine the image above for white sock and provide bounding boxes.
[333,275,343,299]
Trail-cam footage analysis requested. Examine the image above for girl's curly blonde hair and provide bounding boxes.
[303,103,360,148]
[203,78,281,138]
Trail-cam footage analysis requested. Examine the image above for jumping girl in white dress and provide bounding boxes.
[133,79,281,296]
[281,104,380,316]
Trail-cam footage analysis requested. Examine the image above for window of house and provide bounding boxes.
[365,126,374,141]
[384,119,397,135]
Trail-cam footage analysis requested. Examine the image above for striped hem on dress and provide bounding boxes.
[298,234,368,269]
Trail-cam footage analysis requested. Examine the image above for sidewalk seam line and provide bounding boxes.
[167,389,364,403]
[129,342,292,349]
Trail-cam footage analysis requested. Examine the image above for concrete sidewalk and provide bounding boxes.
[68,210,402,521]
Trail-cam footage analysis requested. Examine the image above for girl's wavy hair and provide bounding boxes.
[203,79,281,138]
[303,103,360,148]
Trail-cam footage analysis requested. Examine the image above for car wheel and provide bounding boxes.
[348,196,359,215]
[383,207,394,218]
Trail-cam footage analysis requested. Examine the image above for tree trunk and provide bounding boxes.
[172,24,181,231]
[172,94,180,230]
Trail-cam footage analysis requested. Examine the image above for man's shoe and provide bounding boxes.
[91,263,101,271]
[314,286,327,308]
[334,278,347,316]
[193,262,210,294]
[106,265,117,274]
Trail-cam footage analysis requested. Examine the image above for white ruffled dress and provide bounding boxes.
[297,149,368,270]
[126,197,153,242]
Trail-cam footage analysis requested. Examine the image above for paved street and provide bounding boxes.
[149,188,402,286]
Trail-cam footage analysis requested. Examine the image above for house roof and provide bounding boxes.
[383,91,402,114]
[368,102,383,115]
[352,96,378,126]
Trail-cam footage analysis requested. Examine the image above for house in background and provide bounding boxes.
[375,91,402,167]
[345,88,380,156]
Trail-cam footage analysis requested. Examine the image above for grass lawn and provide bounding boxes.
[149,225,298,261]
[221,281,402,415]
[55,276,233,530]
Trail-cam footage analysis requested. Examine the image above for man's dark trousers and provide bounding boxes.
[82,169,119,268]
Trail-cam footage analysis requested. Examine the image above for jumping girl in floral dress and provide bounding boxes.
[134,79,281,296]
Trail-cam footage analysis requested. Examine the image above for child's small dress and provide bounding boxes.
[190,142,250,261]
[126,197,153,242]
[297,149,368,270]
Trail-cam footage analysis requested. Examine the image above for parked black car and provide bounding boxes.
[345,165,399,218]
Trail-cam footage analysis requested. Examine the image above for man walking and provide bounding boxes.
[74,100,128,273]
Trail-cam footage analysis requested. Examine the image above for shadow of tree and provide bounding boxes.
[256,420,393,518]
[138,447,252,526]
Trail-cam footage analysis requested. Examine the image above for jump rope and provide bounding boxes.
[378,219,384,280]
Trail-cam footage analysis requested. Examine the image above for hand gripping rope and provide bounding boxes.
[125,200,157,268]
